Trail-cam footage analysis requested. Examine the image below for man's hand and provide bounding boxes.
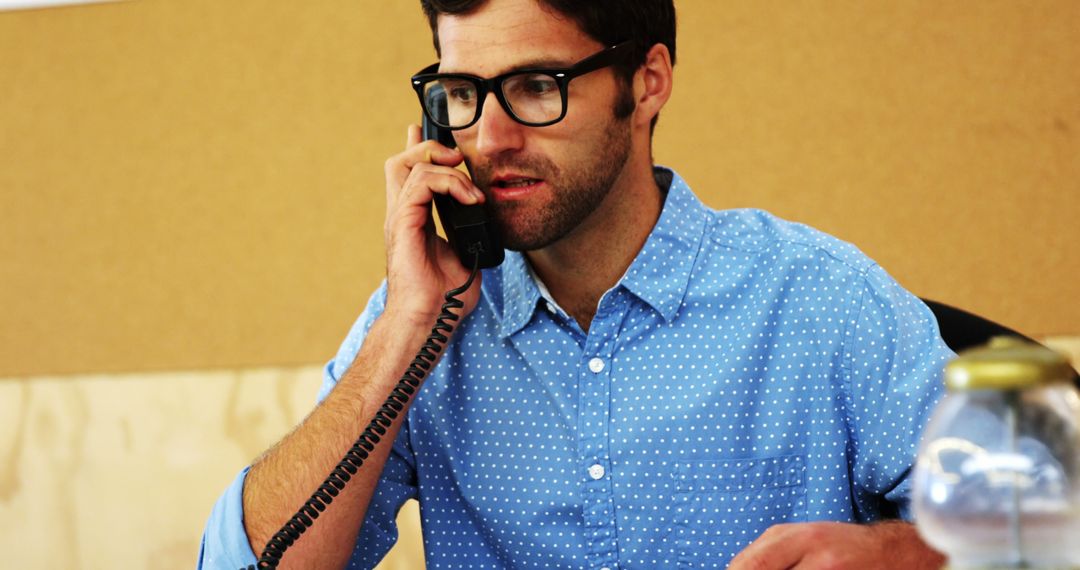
[728,521,945,570]
[383,124,486,325]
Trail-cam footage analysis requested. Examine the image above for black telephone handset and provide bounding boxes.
[422,86,504,269]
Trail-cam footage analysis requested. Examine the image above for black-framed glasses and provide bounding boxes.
[411,40,633,130]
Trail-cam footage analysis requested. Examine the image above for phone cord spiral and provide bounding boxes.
[244,259,480,570]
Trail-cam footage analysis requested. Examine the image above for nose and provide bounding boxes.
[473,92,525,158]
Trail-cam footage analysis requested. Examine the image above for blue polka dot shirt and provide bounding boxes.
[200,168,952,569]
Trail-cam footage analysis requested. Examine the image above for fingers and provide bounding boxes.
[407,123,421,147]
[384,125,484,245]
[385,125,473,207]
[730,522,890,570]
[729,524,806,570]
[400,124,461,170]
[399,162,483,209]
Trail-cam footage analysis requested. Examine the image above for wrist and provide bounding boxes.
[381,302,442,332]
[334,307,441,396]
[869,521,946,570]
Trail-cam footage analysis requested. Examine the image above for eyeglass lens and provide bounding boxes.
[423,72,564,128]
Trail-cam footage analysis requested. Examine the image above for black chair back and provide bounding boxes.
[921,298,1080,388]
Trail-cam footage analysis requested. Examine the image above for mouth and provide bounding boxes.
[492,177,543,189]
[489,174,545,198]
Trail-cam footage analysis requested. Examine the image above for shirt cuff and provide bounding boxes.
[198,466,259,569]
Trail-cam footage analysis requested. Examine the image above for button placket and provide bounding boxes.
[576,292,628,570]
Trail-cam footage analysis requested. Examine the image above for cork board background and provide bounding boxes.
[2,0,1077,377]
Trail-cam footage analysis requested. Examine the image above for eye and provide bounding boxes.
[520,74,558,97]
[441,79,477,104]
[504,73,559,99]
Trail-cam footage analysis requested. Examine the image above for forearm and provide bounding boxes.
[241,309,434,569]
[236,121,483,568]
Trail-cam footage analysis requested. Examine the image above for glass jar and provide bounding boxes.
[913,337,1080,569]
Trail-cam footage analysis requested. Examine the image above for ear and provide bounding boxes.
[631,43,673,130]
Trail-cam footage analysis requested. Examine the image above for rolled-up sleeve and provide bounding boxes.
[198,466,257,569]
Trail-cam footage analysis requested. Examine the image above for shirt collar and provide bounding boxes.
[619,167,708,321]
[489,166,709,338]
[492,249,542,339]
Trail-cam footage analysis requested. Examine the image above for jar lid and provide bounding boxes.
[945,336,1075,391]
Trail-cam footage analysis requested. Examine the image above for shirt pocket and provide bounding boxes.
[672,455,807,569]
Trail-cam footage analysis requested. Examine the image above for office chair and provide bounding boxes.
[921,298,1080,388]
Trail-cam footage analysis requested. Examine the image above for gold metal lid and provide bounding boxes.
[945,336,1075,391]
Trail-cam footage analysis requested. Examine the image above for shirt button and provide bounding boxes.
[588,357,605,373]
[588,464,606,480]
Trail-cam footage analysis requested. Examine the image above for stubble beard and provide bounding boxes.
[469,115,633,252]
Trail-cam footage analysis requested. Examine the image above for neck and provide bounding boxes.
[526,152,663,332]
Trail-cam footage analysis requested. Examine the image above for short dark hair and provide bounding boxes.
[419,0,677,85]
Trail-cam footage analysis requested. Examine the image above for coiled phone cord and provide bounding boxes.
[244,258,480,570]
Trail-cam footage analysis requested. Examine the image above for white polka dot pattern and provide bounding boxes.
[312,168,952,569]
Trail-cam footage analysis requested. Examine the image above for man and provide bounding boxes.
[200,0,951,568]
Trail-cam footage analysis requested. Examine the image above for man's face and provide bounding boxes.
[436,0,633,251]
